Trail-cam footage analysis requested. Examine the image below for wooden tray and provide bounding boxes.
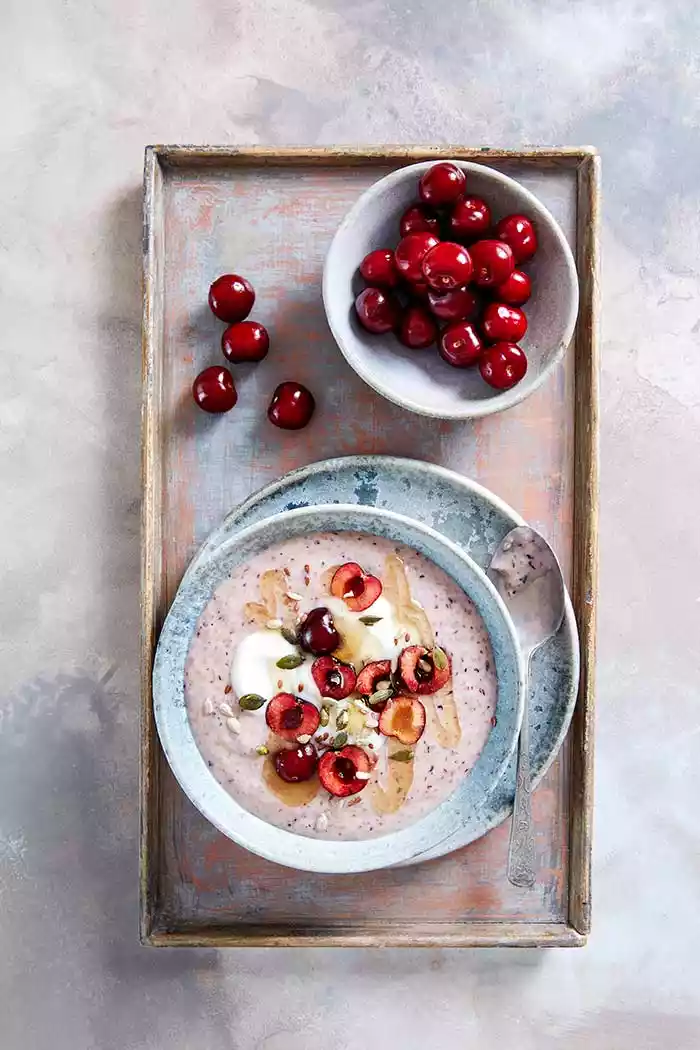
[141,146,600,948]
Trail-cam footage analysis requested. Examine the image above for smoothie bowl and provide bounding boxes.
[153,505,525,872]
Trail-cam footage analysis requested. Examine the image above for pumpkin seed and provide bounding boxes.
[389,749,414,763]
[276,653,304,670]
[368,687,394,707]
[336,709,350,730]
[331,731,348,749]
[319,706,330,727]
[255,744,269,756]
[359,615,383,625]
[280,625,298,646]
[432,645,448,671]
[239,693,266,711]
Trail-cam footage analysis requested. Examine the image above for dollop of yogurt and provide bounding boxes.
[230,631,323,706]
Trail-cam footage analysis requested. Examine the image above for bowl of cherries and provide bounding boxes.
[323,160,578,419]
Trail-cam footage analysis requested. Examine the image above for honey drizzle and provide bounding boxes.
[368,738,415,814]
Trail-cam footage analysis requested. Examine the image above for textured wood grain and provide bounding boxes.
[141,145,599,948]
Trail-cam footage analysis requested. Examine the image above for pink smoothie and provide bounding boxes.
[185,532,497,840]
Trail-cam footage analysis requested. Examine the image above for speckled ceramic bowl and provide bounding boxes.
[323,160,579,419]
[153,504,525,873]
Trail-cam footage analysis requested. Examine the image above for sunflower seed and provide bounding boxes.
[276,653,304,670]
[389,749,414,762]
[355,770,371,781]
[203,698,215,716]
[265,618,283,630]
[226,717,241,734]
[219,702,234,717]
[286,591,303,602]
[296,734,311,744]
[315,813,329,832]
[239,693,266,711]
[432,646,448,670]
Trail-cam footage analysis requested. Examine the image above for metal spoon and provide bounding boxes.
[488,525,566,888]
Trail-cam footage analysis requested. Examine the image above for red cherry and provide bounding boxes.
[418,162,466,207]
[492,269,532,306]
[407,280,431,304]
[266,693,321,742]
[267,381,315,430]
[428,285,480,323]
[421,241,473,292]
[355,287,402,334]
[356,659,393,704]
[274,743,318,783]
[399,203,441,238]
[496,214,537,263]
[398,305,438,349]
[398,645,452,694]
[359,249,400,289]
[469,239,515,288]
[378,694,427,745]
[449,196,492,242]
[330,563,382,612]
[298,607,340,655]
[481,302,528,343]
[318,745,372,798]
[222,321,269,363]
[311,657,357,700]
[439,321,483,368]
[394,232,440,284]
[479,342,528,390]
[208,274,255,322]
[192,366,237,413]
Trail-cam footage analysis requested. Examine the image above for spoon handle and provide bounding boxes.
[507,657,536,888]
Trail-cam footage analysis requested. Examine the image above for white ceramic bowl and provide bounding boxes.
[323,160,579,419]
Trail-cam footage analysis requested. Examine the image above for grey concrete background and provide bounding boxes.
[1,0,699,1047]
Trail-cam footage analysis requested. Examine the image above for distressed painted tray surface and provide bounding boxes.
[141,146,599,948]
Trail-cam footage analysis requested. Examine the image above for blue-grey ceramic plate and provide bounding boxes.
[183,456,580,864]
[154,504,525,873]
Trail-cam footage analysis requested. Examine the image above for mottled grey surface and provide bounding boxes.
[1,1,699,1048]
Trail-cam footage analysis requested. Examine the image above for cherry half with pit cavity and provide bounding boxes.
[267,381,315,430]
[378,694,427,745]
[265,693,320,742]
[298,607,340,655]
[330,562,382,612]
[222,320,269,363]
[419,162,466,207]
[274,743,318,783]
[318,745,372,798]
[355,287,402,334]
[481,302,528,343]
[479,342,528,390]
[469,239,515,288]
[496,214,538,263]
[421,241,473,292]
[311,656,357,700]
[208,274,255,323]
[399,645,451,694]
[192,366,238,413]
[356,659,393,703]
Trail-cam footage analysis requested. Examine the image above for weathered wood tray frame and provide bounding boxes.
[141,146,599,947]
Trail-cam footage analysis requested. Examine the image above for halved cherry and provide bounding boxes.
[274,743,318,783]
[356,659,393,698]
[311,656,357,700]
[330,562,382,612]
[378,694,427,745]
[318,745,372,798]
[399,645,451,695]
[265,692,320,742]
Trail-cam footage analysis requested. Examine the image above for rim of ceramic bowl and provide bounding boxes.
[153,503,526,873]
[323,160,579,420]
